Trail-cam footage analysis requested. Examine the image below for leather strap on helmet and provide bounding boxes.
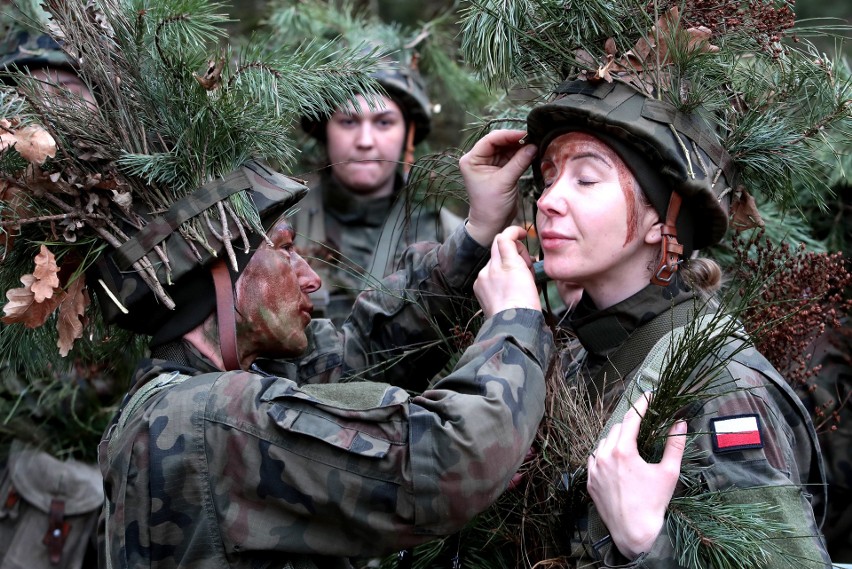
[651,192,684,286]
[211,259,241,371]
[402,122,416,178]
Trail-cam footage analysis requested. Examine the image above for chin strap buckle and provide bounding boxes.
[650,192,684,287]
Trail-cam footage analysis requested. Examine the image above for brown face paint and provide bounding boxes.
[543,133,640,246]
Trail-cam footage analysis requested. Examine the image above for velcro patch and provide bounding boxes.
[710,414,764,453]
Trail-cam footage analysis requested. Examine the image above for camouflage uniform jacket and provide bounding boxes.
[561,276,831,568]
[98,224,553,569]
[292,172,463,326]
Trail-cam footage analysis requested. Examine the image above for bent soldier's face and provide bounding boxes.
[234,219,321,358]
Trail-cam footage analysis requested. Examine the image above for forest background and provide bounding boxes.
[225,0,852,159]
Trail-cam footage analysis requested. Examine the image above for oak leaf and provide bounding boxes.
[57,275,90,356]
[731,187,765,231]
[1,274,65,327]
[11,125,57,165]
[32,245,61,302]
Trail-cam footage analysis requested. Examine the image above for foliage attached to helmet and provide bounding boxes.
[0,0,385,358]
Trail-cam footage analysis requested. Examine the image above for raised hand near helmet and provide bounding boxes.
[460,129,537,246]
[473,225,541,318]
[586,392,687,560]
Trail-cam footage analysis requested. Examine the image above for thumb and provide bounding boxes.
[661,420,687,468]
[501,144,537,180]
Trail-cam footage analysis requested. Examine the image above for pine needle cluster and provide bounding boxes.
[0,0,383,346]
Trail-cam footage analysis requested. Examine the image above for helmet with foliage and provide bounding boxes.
[526,78,733,259]
[0,0,381,365]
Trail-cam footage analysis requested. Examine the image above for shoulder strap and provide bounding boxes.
[590,301,695,397]
[292,187,325,251]
[367,194,407,281]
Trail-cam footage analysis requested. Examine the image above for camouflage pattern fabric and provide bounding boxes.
[802,324,852,562]
[560,278,831,568]
[98,224,553,568]
[292,173,462,327]
[0,28,71,72]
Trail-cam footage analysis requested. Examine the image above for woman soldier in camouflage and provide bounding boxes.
[513,79,832,568]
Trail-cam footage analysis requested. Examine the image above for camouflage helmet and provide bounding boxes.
[301,55,432,146]
[91,161,307,346]
[0,0,72,73]
[526,79,734,258]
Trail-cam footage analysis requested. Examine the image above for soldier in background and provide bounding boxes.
[0,6,109,568]
[295,52,464,326]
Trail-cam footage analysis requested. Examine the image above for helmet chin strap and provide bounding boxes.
[210,259,241,371]
[650,192,684,287]
[402,122,416,179]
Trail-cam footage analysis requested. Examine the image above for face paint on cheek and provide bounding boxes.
[617,163,639,244]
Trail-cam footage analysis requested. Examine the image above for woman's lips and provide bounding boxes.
[538,231,573,249]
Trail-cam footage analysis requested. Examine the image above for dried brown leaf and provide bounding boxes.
[11,125,57,165]
[731,187,765,230]
[32,244,61,302]
[194,57,225,90]
[1,274,65,327]
[56,275,90,356]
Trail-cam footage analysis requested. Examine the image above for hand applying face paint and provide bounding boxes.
[473,225,542,318]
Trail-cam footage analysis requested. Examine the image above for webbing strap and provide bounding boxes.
[114,169,252,270]
[590,302,695,398]
[211,259,240,371]
[367,193,407,281]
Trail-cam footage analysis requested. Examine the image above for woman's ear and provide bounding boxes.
[644,220,664,245]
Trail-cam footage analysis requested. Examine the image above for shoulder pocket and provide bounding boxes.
[261,380,409,459]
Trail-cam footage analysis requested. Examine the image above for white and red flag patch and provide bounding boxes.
[710,414,764,453]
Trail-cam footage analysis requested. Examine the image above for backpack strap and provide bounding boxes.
[590,301,696,398]
[367,193,407,281]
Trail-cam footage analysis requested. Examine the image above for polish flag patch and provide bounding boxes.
[710,414,764,453]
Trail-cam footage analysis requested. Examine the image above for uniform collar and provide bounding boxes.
[321,172,404,226]
[570,273,694,356]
